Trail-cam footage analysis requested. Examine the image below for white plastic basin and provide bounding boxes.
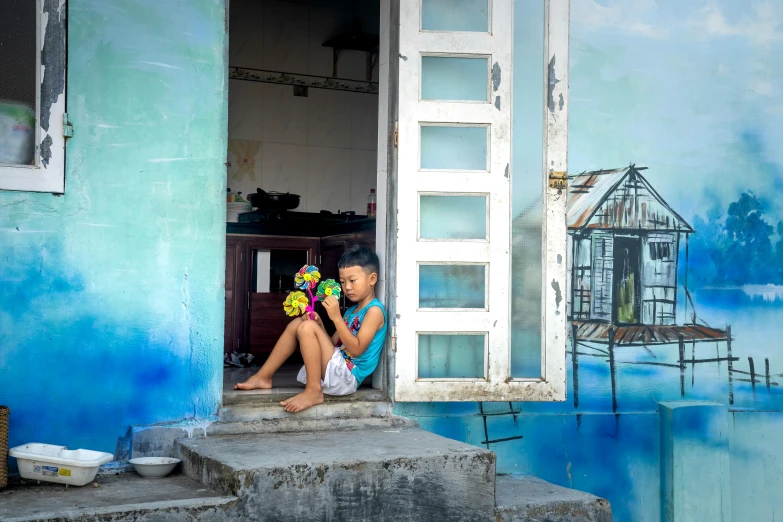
[129,457,181,478]
[9,443,114,487]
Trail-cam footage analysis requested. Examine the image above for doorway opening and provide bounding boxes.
[613,236,641,325]
[222,0,388,402]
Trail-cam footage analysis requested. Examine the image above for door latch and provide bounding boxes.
[548,171,567,190]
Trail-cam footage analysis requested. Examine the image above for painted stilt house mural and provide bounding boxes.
[566,165,734,410]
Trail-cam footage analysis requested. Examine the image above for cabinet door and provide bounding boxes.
[224,237,245,355]
[318,238,347,335]
[245,237,319,357]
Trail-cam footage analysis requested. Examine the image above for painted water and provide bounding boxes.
[557,286,783,414]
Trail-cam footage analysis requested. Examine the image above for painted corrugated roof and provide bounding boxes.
[567,168,629,229]
[567,166,693,232]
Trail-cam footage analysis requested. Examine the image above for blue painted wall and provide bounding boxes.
[1,1,780,520]
[398,1,783,521]
[0,0,228,464]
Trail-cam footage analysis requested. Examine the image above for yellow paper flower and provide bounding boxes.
[283,291,309,317]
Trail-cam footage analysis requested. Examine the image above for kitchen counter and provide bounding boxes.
[226,213,376,238]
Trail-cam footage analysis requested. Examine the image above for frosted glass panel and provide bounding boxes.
[422,56,488,101]
[420,126,487,170]
[419,264,486,309]
[422,0,489,33]
[418,334,485,378]
[510,0,545,378]
[420,195,487,239]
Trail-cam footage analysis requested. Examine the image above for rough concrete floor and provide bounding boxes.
[495,475,613,522]
[0,473,235,521]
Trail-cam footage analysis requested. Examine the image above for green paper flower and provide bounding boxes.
[316,279,341,300]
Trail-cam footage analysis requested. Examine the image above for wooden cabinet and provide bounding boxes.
[224,229,375,361]
[246,237,319,357]
[224,237,245,355]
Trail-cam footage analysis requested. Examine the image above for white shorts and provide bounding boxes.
[296,347,358,396]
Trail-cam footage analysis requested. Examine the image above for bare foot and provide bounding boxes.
[280,389,324,413]
[234,373,273,390]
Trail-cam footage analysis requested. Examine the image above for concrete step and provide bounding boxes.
[177,427,496,522]
[494,475,612,522]
[206,414,416,437]
[222,386,386,407]
[131,398,417,460]
[0,474,236,522]
[219,398,394,422]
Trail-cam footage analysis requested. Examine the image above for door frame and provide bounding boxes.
[221,0,395,397]
[374,0,397,395]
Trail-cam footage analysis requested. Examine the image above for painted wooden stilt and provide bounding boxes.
[726,325,734,405]
[678,334,685,397]
[766,358,771,389]
[608,327,617,413]
[571,323,579,408]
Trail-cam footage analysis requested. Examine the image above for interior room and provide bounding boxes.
[223,0,382,396]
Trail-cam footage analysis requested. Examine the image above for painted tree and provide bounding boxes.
[688,192,783,286]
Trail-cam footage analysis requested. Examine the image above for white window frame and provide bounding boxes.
[0,0,67,193]
[393,0,569,402]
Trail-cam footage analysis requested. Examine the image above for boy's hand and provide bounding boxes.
[322,296,342,321]
[303,311,325,329]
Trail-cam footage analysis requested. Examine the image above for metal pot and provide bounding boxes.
[248,189,300,210]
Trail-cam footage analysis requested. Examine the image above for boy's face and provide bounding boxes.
[338,265,377,303]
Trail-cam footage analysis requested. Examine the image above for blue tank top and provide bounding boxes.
[337,298,387,384]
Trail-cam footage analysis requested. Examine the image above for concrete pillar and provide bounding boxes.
[659,401,731,522]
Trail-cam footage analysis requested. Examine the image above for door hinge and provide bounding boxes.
[393,121,398,148]
[390,325,397,352]
[246,292,250,310]
[548,171,567,190]
[63,113,74,139]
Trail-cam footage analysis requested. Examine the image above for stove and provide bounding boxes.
[237,209,367,224]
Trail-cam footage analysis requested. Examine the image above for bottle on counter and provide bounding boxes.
[366,188,377,218]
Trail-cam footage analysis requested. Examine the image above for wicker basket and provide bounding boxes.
[0,405,8,489]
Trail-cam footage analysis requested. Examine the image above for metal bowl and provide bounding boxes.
[129,457,181,478]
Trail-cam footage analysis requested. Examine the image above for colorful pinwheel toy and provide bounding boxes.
[283,265,340,320]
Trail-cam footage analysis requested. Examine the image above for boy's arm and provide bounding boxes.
[322,297,384,357]
[332,307,384,357]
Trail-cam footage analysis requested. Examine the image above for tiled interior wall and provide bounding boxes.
[227,0,380,214]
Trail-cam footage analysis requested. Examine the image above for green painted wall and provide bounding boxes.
[0,0,228,459]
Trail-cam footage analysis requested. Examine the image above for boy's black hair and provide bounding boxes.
[338,244,379,275]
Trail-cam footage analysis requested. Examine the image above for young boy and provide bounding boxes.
[234,245,387,413]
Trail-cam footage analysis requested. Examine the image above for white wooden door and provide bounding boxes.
[394,0,569,402]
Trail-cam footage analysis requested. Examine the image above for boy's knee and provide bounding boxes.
[296,320,318,336]
[287,317,303,330]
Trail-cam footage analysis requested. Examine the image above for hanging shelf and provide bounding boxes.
[322,22,380,81]
[229,66,378,95]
